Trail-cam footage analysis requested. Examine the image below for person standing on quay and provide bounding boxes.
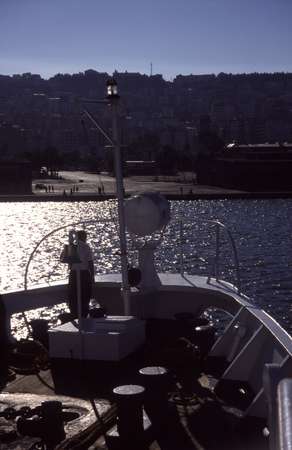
[68,230,95,318]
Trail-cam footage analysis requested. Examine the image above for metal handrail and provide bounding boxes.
[22,219,106,332]
[179,219,241,294]
[22,218,116,334]
[207,220,241,294]
[22,215,242,334]
[23,218,113,291]
[25,217,241,294]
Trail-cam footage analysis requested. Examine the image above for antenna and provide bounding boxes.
[150,62,153,77]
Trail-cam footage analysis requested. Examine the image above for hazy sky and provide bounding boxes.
[1,0,291,79]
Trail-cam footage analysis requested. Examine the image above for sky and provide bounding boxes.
[0,0,292,80]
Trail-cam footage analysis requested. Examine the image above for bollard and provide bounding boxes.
[17,400,65,449]
[194,323,216,360]
[114,385,145,439]
[139,366,170,432]
[139,366,169,403]
[106,384,152,450]
[41,401,65,447]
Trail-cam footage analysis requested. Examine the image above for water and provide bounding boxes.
[0,199,291,337]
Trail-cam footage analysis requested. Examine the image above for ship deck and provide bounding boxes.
[1,318,268,450]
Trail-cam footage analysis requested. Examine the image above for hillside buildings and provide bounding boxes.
[1,71,292,183]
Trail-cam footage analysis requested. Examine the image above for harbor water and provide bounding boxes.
[0,199,291,337]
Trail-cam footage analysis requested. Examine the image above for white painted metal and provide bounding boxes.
[124,192,170,236]
[3,273,291,351]
[110,97,131,316]
[278,378,292,450]
[222,325,266,382]
[138,243,161,290]
[49,316,145,361]
[209,303,292,418]
[262,358,292,448]
[206,219,241,293]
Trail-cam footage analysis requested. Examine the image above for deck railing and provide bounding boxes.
[23,219,107,292]
[179,219,242,294]
[23,216,242,299]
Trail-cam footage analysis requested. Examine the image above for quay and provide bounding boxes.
[1,170,292,201]
[1,191,292,202]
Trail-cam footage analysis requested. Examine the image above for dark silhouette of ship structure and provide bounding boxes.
[197,142,292,191]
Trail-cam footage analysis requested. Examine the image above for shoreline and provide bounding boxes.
[2,170,292,201]
[1,191,292,202]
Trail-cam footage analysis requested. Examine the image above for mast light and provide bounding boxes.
[107,78,119,99]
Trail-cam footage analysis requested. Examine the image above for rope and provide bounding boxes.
[36,372,54,391]
[9,339,50,375]
[55,404,117,450]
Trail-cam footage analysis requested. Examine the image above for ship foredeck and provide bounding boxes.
[1,317,268,450]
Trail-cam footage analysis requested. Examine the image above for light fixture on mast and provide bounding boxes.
[107,78,119,99]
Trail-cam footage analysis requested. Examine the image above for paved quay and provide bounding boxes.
[1,170,292,201]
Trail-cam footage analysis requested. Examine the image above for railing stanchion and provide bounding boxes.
[206,220,241,292]
[215,223,220,281]
[226,228,241,294]
[179,220,184,276]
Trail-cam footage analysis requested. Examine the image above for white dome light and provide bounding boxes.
[124,192,170,236]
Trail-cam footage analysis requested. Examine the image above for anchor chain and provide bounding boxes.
[0,405,42,421]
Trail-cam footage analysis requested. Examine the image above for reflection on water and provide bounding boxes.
[0,200,120,292]
[0,199,292,337]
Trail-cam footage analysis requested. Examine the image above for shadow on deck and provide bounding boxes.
[1,318,268,450]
